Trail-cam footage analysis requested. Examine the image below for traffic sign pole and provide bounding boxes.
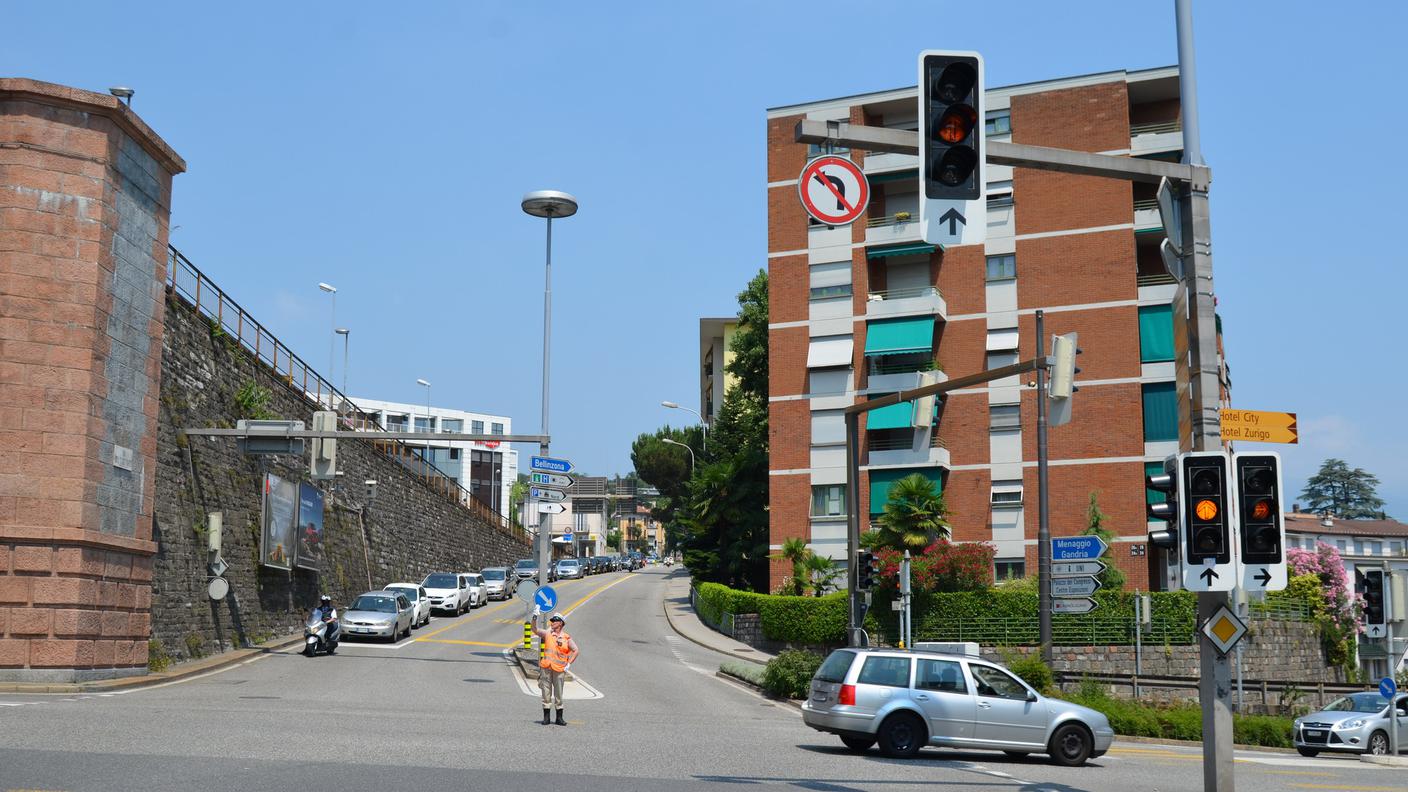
[1036,310,1052,664]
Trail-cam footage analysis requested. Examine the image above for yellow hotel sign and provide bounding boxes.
[1220,409,1298,444]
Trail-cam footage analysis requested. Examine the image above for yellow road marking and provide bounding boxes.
[414,597,521,640]
[417,639,519,648]
[560,575,637,615]
[1265,771,1337,777]
[413,575,608,642]
[1289,785,1408,791]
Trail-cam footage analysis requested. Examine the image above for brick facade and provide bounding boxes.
[1,79,184,681]
[767,70,1186,594]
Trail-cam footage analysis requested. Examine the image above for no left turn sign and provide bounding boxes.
[798,155,869,226]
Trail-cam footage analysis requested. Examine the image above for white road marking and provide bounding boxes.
[664,635,713,675]
[501,648,603,700]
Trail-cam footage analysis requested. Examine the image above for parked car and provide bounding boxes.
[801,647,1114,765]
[460,572,488,608]
[481,566,515,600]
[341,590,414,642]
[422,572,470,615]
[382,583,431,628]
[515,558,546,583]
[1294,691,1408,757]
[555,558,585,579]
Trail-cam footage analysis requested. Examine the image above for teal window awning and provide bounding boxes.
[867,401,913,430]
[1138,304,1175,363]
[869,467,944,514]
[865,316,935,356]
[866,243,937,259]
[1142,382,1179,442]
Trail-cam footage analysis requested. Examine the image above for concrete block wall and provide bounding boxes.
[0,79,185,681]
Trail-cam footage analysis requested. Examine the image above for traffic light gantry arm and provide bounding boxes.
[794,119,1211,189]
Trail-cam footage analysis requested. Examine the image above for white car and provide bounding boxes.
[383,583,431,628]
[422,572,470,615]
[481,567,516,600]
[459,572,488,608]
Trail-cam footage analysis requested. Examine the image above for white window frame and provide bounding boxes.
[811,484,847,518]
[991,479,1023,508]
[985,253,1016,282]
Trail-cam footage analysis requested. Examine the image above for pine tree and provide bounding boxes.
[1299,459,1387,519]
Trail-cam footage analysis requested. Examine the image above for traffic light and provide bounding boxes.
[1145,455,1179,550]
[919,52,983,200]
[1235,454,1283,566]
[856,551,879,590]
[1183,453,1231,566]
[1363,569,1387,634]
[1048,334,1082,399]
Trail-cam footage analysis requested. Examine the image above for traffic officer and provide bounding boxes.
[531,611,579,725]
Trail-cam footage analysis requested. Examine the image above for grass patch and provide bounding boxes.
[719,659,767,687]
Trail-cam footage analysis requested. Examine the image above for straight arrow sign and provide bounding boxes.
[536,502,566,514]
[1052,561,1106,577]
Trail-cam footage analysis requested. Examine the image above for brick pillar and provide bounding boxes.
[0,79,184,681]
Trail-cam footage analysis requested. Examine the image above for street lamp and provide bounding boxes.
[661,438,695,473]
[521,190,578,593]
[318,282,337,407]
[416,378,431,468]
[661,400,707,451]
[335,328,350,399]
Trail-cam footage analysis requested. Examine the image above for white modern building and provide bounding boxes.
[351,396,519,519]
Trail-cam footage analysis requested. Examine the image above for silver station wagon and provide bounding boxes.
[802,647,1114,765]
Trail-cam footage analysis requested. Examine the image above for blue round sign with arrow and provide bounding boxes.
[534,585,558,613]
[1381,676,1397,700]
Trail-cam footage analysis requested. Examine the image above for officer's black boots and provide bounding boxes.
[555,708,566,726]
[542,708,551,725]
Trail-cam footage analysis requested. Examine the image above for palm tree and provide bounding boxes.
[877,474,950,551]
[773,537,810,595]
[803,553,841,596]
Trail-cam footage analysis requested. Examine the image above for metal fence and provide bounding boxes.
[895,614,1198,647]
[164,245,526,543]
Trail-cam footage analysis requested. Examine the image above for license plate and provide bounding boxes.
[1306,730,1323,737]
[352,628,370,633]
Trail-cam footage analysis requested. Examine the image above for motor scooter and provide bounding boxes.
[303,609,339,657]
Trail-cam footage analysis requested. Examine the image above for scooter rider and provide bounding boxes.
[314,595,340,643]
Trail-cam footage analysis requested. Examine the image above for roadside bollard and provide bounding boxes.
[523,621,531,650]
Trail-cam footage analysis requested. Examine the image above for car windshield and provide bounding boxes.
[385,587,418,601]
[515,560,535,569]
[351,595,396,613]
[423,573,457,588]
[1324,693,1388,713]
[560,560,579,567]
[815,650,857,683]
[483,569,506,580]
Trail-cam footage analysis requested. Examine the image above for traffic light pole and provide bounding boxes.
[1036,311,1053,665]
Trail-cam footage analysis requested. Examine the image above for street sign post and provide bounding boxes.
[530,455,574,474]
[1052,561,1106,577]
[1219,409,1297,444]
[1052,598,1096,615]
[797,155,869,227]
[530,487,566,502]
[1051,576,1101,598]
[1050,536,1107,562]
[537,502,566,515]
[515,581,538,606]
[530,472,574,489]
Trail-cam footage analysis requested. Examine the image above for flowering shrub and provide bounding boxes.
[1278,542,1362,673]
[874,539,995,593]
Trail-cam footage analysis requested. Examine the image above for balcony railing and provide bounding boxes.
[165,245,525,543]
[1133,198,1159,212]
[868,358,940,376]
[867,431,948,451]
[1131,120,1181,136]
[868,285,941,302]
[866,213,916,228]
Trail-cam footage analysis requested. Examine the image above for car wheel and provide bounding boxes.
[1368,730,1390,756]
[1048,723,1093,767]
[876,712,926,758]
[840,736,875,753]
[1296,747,1319,757]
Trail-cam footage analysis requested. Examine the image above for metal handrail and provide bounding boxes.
[868,359,940,376]
[867,286,941,301]
[1132,199,1159,212]
[164,245,525,542]
[866,213,917,228]
[1131,120,1182,136]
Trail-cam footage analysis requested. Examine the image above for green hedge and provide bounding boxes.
[762,650,825,698]
[1064,683,1293,748]
[695,582,847,645]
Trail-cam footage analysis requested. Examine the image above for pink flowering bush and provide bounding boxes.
[1280,542,1362,671]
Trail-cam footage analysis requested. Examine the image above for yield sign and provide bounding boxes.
[797,155,869,226]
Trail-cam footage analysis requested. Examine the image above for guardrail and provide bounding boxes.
[165,245,525,543]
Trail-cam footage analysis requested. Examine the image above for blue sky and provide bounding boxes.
[7,1,1406,516]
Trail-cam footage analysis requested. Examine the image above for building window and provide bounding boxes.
[1141,382,1178,442]
[449,448,460,460]
[807,141,850,157]
[810,283,852,300]
[1391,541,1404,555]
[987,193,1014,209]
[1354,540,1365,555]
[994,559,1025,580]
[1138,305,1176,363]
[989,405,1021,430]
[991,479,1023,508]
[1335,539,1347,552]
[985,254,1016,282]
[471,420,484,434]
[985,112,1011,136]
[386,414,408,431]
[811,485,846,517]
[492,422,504,435]
[442,418,463,433]
[414,417,433,432]
[1369,541,1383,555]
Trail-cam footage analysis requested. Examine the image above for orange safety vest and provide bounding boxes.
[540,630,575,672]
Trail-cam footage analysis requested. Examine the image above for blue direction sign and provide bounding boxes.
[530,455,574,474]
[1051,536,1108,562]
[1381,676,1398,700]
[534,585,558,613]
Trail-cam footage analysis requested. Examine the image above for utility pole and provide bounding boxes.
[1036,310,1053,664]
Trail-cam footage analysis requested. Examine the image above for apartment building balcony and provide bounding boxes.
[864,285,946,321]
[863,150,919,174]
[1133,198,1161,232]
[864,430,951,470]
[865,214,924,247]
[1131,120,1182,155]
[865,363,947,395]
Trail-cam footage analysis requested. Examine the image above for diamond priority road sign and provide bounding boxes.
[1050,536,1107,562]
[1201,604,1248,656]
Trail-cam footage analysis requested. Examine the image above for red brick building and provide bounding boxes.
[766,66,1224,593]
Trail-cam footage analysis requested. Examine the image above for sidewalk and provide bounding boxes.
[660,570,773,666]
[0,633,304,695]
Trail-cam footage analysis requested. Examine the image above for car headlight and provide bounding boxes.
[1338,718,1367,730]
[1294,719,1303,729]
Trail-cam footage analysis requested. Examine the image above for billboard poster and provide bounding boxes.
[295,481,325,573]
[260,472,297,570]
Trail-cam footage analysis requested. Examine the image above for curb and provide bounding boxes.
[660,577,773,665]
[0,633,305,695]
[715,669,802,712]
[1109,733,1295,754]
[1359,754,1408,766]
